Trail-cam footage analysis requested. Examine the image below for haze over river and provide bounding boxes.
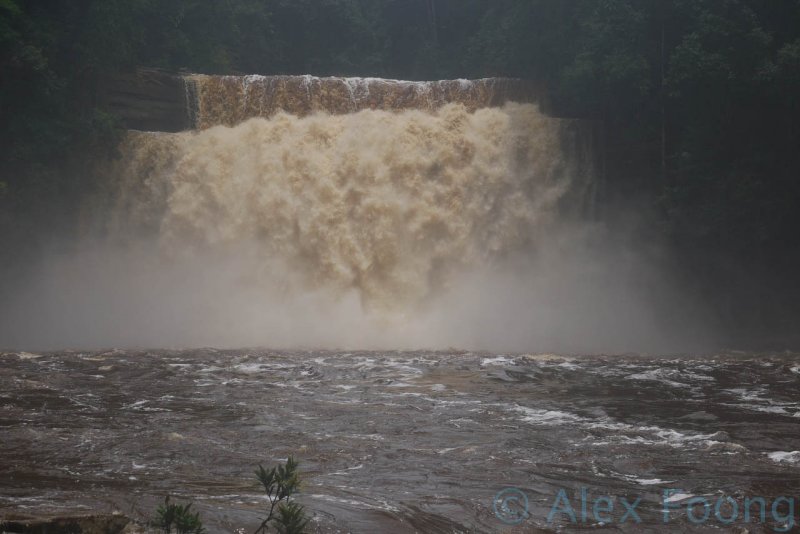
[3,349,799,532]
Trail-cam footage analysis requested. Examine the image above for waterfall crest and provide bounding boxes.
[184,74,544,129]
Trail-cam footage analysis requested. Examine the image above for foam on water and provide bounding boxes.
[767,451,800,464]
[2,351,800,532]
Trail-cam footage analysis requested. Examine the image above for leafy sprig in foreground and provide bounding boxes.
[153,496,205,534]
[254,456,309,534]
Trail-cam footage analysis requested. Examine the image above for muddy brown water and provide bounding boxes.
[2,350,799,532]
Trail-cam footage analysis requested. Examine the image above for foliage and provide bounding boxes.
[273,502,310,534]
[153,496,205,534]
[254,456,309,534]
[147,459,308,534]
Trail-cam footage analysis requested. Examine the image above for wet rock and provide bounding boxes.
[99,68,189,132]
[0,514,140,534]
[705,441,748,453]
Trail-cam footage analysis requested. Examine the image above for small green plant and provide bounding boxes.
[273,501,310,534]
[253,456,310,534]
[153,496,205,534]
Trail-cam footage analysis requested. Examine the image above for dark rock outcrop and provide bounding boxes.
[0,514,141,534]
[99,68,189,132]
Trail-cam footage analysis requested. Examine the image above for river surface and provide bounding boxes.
[2,350,800,532]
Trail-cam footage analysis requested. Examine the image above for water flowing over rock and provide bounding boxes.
[185,74,545,129]
[101,69,546,131]
[98,103,586,310]
[62,70,600,349]
[3,350,799,531]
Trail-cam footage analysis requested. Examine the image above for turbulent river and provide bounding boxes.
[2,350,800,532]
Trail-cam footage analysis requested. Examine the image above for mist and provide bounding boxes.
[0,102,713,353]
[0,218,713,353]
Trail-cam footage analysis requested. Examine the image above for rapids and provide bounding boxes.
[2,350,799,532]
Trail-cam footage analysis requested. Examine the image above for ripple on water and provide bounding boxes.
[2,350,799,533]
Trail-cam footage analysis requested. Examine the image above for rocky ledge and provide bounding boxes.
[1,514,144,534]
[99,68,189,132]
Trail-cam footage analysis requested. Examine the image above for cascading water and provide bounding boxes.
[183,74,544,129]
[17,73,701,353]
[99,76,586,313]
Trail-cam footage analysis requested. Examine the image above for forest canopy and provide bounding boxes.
[2,0,800,346]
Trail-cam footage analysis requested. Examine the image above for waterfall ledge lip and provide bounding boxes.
[184,72,526,85]
[101,68,548,132]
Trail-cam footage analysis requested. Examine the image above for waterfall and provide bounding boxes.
[6,73,701,354]
[182,74,544,129]
[38,73,616,350]
[101,98,583,310]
